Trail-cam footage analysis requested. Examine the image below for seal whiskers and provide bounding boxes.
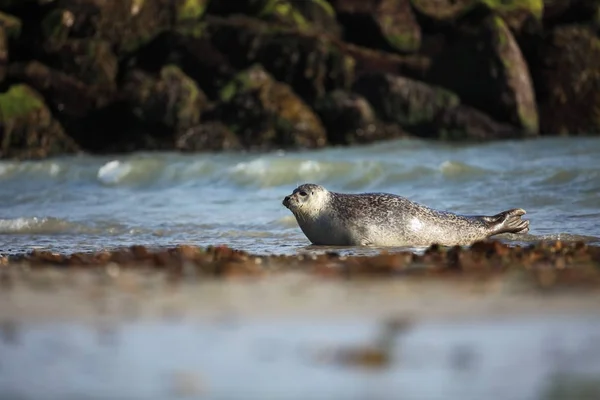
[282,183,530,247]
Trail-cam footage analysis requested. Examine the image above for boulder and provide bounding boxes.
[543,0,600,27]
[122,65,208,134]
[0,12,20,83]
[329,0,421,53]
[204,15,355,102]
[176,121,242,152]
[206,0,341,36]
[143,16,429,103]
[0,11,21,39]
[353,72,459,128]
[8,61,102,118]
[411,0,543,33]
[0,27,6,83]
[176,0,209,24]
[40,0,184,56]
[260,0,341,35]
[42,38,118,103]
[0,84,79,159]
[424,14,539,135]
[314,90,407,144]
[210,64,327,150]
[432,104,525,140]
[163,26,239,100]
[0,0,45,15]
[352,72,522,139]
[533,25,600,135]
[341,42,431,80]
[182,15,432,104]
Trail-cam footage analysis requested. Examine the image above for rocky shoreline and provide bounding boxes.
[0,0,599,160]
[2,240,600,291]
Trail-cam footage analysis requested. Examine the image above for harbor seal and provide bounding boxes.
[282,183,530,247]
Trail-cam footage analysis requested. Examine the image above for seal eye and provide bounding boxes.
[299,191,308,197]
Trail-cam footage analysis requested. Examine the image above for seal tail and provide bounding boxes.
[483,208,530,235]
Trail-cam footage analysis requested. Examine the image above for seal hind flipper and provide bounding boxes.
[483,208,530,235]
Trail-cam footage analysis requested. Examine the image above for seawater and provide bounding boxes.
[1,137,599,255]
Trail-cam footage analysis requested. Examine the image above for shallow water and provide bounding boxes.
[1,137,599,255]
[2,317,600,400]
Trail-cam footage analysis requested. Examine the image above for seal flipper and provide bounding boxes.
[482,208,530,235]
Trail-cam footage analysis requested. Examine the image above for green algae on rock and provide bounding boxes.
[211,64,327,149]
[259,0,341,35]
[411,0,543,32]
[330,0,421,53]
[534,25,600,135]
[425,14,538,135]
[123,65,208,133]
[176,0,208,23]
[0,84,79,159]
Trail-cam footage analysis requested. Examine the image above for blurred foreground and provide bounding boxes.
[1,240,600,399]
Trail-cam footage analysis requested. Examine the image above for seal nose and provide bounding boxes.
[283,196,290,207]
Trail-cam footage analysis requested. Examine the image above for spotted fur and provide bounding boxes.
[282,183,529,247]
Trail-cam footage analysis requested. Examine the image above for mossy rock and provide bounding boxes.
[314,89,407,144]
[331,0,421,53]
[352,72,459,129]
[351,71,521,140]
[533,25,600,135]
[424,14,538,135]
[434,104,524,140]
[0,84,79,159]
[411,0,543,32]
[0,0,41,10]
[212,64,327,149]
[123,65,208,133]
[175,121,242,151]
[543,0,600,27]
[43,38,118,101]
[206,0,341,36]
[260,0,341,35]
[45,0,173,56]
[340,42,431,80]
[0,27,6,83]
[7,61,102,118]
[176,0,208,23]
[204,15,355,102]
[0,12,21,39]
[41,8,73,51]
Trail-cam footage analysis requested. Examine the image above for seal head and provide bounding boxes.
[282,183,329,218]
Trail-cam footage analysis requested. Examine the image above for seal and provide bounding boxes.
[282,183,530,247]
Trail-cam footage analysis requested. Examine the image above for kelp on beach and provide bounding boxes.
[3,240,600,291]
